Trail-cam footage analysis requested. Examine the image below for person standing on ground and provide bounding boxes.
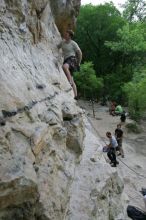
[58,30,82,99]
[120,111,126,123]
[106,132,119,167]
[115,124,124,158]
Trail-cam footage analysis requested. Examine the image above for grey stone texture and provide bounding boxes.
[0,0,126,219]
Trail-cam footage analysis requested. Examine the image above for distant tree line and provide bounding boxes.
[74,0,146,121]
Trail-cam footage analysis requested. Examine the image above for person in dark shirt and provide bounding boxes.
[120,111,126,123]
[115,124,124,158]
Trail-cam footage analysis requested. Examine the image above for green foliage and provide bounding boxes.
[75,3,125,76]
[104,73,123,102]
[123,0,146,22]
[74,62,103,99]
[105,23,146,55]
[105,22,146,104]
[75,2,146,106]
[123,68,146,121]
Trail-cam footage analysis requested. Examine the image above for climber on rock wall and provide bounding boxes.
[58,30,82,99]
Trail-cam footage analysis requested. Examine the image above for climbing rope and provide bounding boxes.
[118,158,146,179]
[86,115,146,179]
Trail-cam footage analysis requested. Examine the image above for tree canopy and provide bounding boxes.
[75,3,125,76]
[74,1,146,120]
[74,62,103,100]
[123,0,146,22]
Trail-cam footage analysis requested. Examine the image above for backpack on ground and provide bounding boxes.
[127,205,146,220]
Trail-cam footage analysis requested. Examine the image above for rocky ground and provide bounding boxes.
[78,100,146,219]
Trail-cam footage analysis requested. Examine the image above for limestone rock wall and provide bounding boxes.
[51,0,81,35]
[0,1,126,220]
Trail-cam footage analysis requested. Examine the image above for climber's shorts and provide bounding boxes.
[63,56,79,75]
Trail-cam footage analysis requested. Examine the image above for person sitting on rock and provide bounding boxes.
[109,101,116,116]
[106,131,119,167]
[58,30,82,99]
[115,104,123,115]
[115,124,124,158]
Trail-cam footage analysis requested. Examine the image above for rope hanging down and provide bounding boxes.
[87,115,146,179]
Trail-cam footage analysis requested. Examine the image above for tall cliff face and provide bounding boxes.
[0,1,126,220]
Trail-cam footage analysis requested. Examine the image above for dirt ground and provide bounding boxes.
[78,100,146,216]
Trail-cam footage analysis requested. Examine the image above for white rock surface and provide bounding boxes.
[0,1,126,219]
[65,118,125,220]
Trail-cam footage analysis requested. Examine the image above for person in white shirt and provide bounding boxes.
[58,30,82,99]
[106,131,119,167]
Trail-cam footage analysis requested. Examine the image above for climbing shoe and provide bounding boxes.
[111,163,117,167]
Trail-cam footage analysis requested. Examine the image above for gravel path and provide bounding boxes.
[78,100,146,213]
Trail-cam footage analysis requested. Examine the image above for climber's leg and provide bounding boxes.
[63,63,72,85]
